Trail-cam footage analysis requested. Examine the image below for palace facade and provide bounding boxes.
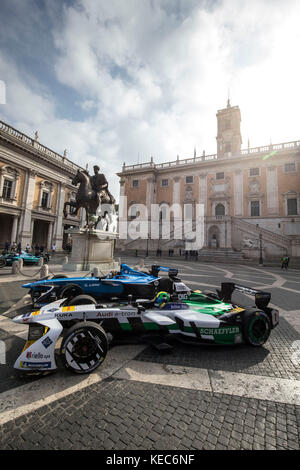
[117,101,300,261]
[0,120,82,251]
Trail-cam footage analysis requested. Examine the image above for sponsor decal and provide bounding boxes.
[62,306,75,312]
[42,337,53,349]
[25,351,50,360]
[31,310,41,316]
[56,312,72,318]
[162,303,189,310]
[120,311,138,317]
[96,312,114,318]
[199,327,240,335]
[20,361,52,369]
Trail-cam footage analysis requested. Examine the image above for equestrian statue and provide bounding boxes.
[63,165,116,230]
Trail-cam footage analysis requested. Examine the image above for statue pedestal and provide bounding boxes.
[63,228,119,272]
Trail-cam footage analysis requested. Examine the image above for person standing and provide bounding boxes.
[4,240,10,252]
[52,243,56,255]
[25,243,30,253]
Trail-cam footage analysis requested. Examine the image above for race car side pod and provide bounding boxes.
[217,282,271,310]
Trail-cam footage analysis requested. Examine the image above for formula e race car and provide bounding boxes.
[0,250,49,268]
[23,264,179,307]
[13,281,279,375]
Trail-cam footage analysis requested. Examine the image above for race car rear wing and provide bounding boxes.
[150,265,179,280]
[217,282,271,309]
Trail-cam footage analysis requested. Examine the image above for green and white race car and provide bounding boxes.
[13,281,279,375]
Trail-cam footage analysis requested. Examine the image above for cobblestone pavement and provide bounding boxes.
[0,378,299,450]
[136,318,300,381]
[0,259,299,450]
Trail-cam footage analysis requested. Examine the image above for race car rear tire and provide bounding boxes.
[65,294,97,306]
[59,283,83,300]
[242,310,271,346]
[60,322,108,374]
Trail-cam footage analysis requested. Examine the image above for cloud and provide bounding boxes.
[0,0,300,200]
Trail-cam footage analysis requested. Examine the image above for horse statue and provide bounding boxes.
[63,169,115,230]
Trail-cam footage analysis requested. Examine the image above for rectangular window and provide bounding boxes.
[132,180,139,188]
[284,163,296,173]
[185,176,194,184]
[250,168,259,177]
[287,198,297,215]
[2,179,12,199]
[41,191,49,208]
[251,200,260,217]
[161,179,169,187]
[216,172,224,180]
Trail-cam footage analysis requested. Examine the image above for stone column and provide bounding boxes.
[145,176,155,250]
[198,174,207,246]
[47,222,53,251]
[146,176,156,212]
[54,183,66,251]
[234,170,243,216]
[266,166,279,215]
[11,215,18,245]
[19,171,36,247]
[172,176,182,243]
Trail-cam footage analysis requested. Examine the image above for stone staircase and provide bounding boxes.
[232,217,290,250]
[195,248,251,264]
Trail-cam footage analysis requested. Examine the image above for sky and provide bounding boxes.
[0,0,299,199]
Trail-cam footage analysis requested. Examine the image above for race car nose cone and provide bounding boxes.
[12,314,25,323]
[22,283,32,288]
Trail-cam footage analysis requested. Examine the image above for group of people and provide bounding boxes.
[3,240,56,256]
[4,240,22,254]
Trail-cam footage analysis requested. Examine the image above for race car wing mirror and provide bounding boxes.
[137,305,146,314]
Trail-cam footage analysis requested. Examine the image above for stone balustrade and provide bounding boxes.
[0,120,81,173]
[122,139,300,172]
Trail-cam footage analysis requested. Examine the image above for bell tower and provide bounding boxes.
[216,99,242,157]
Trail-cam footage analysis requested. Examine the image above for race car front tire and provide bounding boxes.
[59,283,83,300]
[65,294,97,306]
[60,322,108,374]
[242,310,271,346]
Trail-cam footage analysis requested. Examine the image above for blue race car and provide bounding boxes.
[23,264,181,307]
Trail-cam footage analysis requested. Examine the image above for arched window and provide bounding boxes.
[215,203,225,216]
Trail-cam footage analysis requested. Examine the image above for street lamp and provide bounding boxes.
[259,232,263,265]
